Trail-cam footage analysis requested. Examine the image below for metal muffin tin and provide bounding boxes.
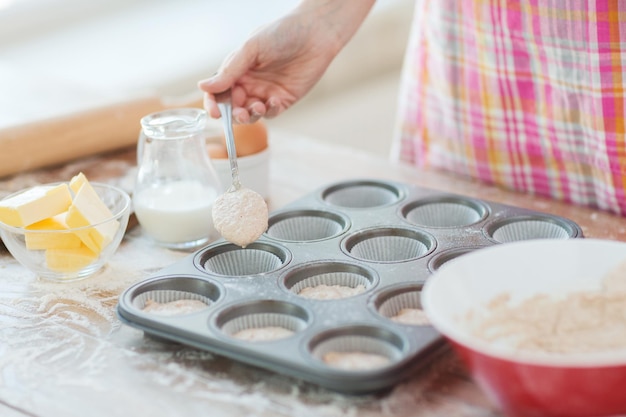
[117,179,583,394]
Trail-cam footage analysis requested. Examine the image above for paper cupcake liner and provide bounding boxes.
[216,300,309,342]
[290,272,371,293]
[489,217,572,243]
[374,286,430,326]
[345,228,434,262]
[201,245,287,276]
[129,276,222,311]
[267,210,348,242]
[428,247,483,272]
[282,261,377,300]
[309,326,405,372]
[377,289,422,318]
[222,313,302,341]
[133,289,213,316]
[322,182,401,208]
[404,199,485,228]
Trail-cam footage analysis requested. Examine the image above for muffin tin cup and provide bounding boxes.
[371,283,430,326]
[427,246,489,272]
[342,226,436,263]
[307,324,407,372]
[266,209,350,243]
[117,275,224,330]
[194,241,292,277]
[117,178,583,394]
[401,195,488,228]
[214,299,310,343]
[321,179,404,209]
[484,214,581,243]
[281,260,379,301]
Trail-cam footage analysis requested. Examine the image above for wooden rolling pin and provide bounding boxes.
[0,94,203,178]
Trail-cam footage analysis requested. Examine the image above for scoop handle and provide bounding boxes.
[214,89,241,191]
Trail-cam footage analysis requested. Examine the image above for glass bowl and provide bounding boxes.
[0,182,131,282]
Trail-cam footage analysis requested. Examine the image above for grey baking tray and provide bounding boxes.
[116,178,583,394]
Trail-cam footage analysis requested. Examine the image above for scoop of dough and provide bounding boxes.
[322,351,391,371]
[232,326,294,342]
[142,299,208,316]
[212,187,268,248]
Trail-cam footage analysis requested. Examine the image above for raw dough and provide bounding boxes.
[231,326,294,342]
[322,351,391,371]
[391,308,430,325]
[469,260,626,354]
[142,298,207,316]
[298,284,366,300]
[212,187,268,248]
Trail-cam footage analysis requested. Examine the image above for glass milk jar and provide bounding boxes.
[133,108,222,250]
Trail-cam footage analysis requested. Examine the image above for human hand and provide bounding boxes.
[198,0,376,124]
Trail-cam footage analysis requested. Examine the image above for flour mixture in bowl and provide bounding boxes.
[212,187,268,248]
[469,259,626,354]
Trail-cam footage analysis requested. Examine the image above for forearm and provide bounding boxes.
[292,0,377,56]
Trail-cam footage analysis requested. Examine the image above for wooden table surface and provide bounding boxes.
[1,131,625,417]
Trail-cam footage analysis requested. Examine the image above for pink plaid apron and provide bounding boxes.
[394,0,626,215]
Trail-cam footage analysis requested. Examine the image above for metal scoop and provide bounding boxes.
[215,89,241,191]
[212,89,268,247]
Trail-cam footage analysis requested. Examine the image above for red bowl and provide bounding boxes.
[422,239,626,417]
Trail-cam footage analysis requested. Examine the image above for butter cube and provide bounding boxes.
[65,177,119,254]
[69,172,88,194]
[25,213,82,250]
[0,184,72,227]
[45,244,98,272]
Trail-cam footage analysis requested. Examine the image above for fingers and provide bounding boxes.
[204,92,269,124]
[199,74,243,120]
[198,47,287,123]
[199,46,264,123]
[198,50,244,115]
[264,96,282,119]
[244,100,266,124]
[202,93,221,119]
[232,100,266,124]
[204,90,285,124]
[200,76,228,120]
[232,107,251,124]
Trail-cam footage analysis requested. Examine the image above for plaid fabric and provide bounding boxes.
[393,0,626,216]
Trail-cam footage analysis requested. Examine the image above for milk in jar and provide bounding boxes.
[133,108,222,249]
[133,180,218,244]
